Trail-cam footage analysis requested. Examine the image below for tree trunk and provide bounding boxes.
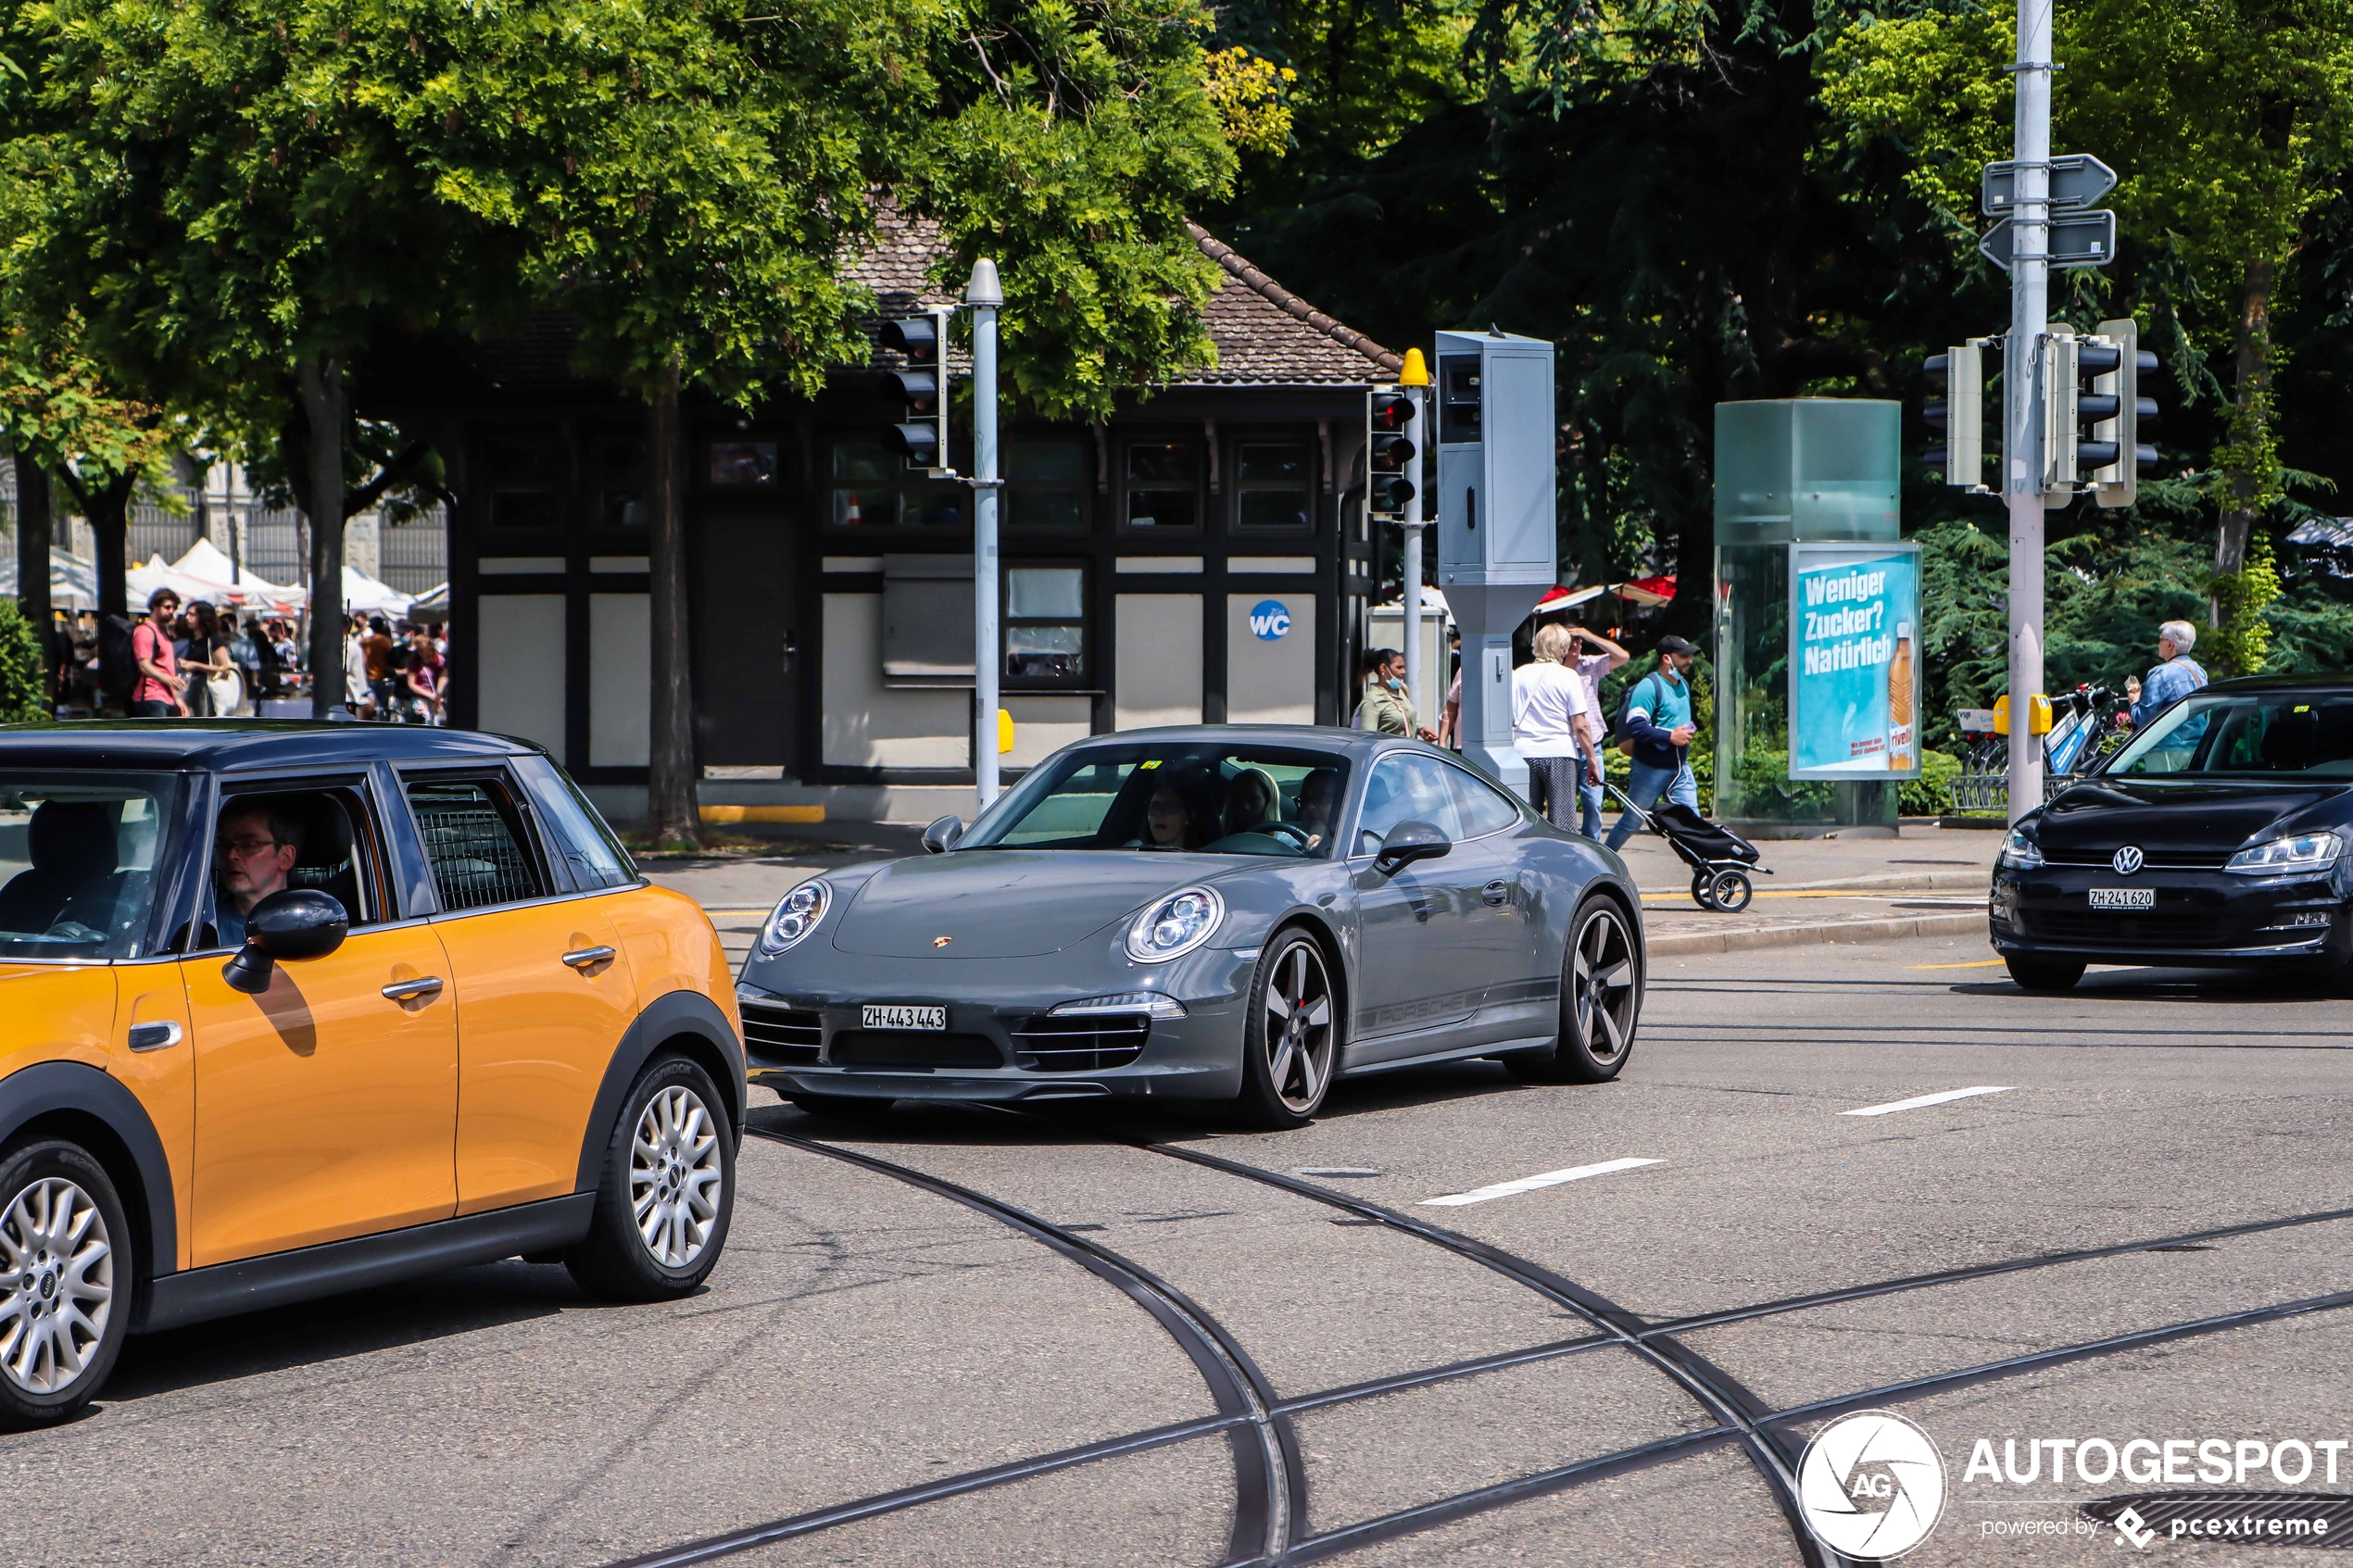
[2213,257,2275,588]
[13,452,53,678]
[645,363,699,847]
[297,353,347,718]
[83,475,132,632]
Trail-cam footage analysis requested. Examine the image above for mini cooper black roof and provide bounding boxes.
[0,721,540,772]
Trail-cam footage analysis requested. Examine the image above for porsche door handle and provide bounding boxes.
[1481,880,1514,907]
[382,976,446,1002]
[561,946,617,970]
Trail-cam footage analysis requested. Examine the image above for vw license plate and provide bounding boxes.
[2088,888,2155,910]
[862,1004,947,1031]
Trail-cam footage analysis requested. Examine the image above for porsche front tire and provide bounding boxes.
[1237,930,1340,1129]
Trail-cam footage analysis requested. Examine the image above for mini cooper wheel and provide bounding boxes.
[568,1056,736,1302]
[2004,955,2084,993]
[1506,896,1642,1085]
[0,1139,132,1429]
[1238,930,1339,1129]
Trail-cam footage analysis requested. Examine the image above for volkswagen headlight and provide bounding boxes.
[1125,887,1225,964]
[759,882,829,955]
[2224,831,2343,876]
[1998,825,2044,871]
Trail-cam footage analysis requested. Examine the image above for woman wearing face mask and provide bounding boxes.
[1354,647,1438,740]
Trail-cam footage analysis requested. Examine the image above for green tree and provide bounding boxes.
[0,596,51,721]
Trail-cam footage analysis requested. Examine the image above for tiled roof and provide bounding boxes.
[847,210,1400,388]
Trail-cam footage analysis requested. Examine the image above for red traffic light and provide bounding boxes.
[1368,392,1413,431]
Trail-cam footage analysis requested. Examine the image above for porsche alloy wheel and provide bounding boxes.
[1507,896,1642,1085]
[1240,932,1339,1128]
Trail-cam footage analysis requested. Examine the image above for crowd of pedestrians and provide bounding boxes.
[42,592,447,722]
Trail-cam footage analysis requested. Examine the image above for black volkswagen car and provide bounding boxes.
[1990,675,2353,990]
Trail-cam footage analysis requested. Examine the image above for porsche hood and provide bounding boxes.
[827,851,1241,959]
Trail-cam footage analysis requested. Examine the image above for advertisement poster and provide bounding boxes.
[1788,542,1922,780]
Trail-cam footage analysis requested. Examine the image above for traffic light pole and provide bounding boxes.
[968,260,1003,810]
[2003,0,2053,825]
[1402,385,1428,725]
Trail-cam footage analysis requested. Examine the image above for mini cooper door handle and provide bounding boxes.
[127,1022,182,1052]
[561,946,617,970]
[382,976,446,1003]
[1482,880,1514,907]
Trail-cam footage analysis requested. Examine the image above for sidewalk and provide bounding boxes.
[1615,823,1996,955]
[651,820,2000,970]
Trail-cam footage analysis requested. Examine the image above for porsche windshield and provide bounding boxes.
[963,746,1353,858]
[2107,693,2353,778]
[0,773,178,960]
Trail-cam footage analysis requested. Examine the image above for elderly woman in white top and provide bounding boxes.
[1513,623,1604,834]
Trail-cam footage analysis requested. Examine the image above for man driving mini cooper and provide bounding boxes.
[215,800,301,947]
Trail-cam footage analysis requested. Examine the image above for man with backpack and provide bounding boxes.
[128,588,189,718]
[1604,634,1700,852]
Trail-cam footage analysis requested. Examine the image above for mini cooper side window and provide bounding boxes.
[0,772,180,960]
[406,777,550,911]
[198,787,388,951]
[512,756,639,890]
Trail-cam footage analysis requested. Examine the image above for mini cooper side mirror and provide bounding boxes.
[922,815,964,854]
[1374,820,1453,875]
[222,889,350,995]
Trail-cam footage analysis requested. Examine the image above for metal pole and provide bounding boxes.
[1401,385,1427,728]
[968,259,1003,811]
[2005,0,2052,824]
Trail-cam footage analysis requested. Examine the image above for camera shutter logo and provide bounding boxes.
[1796,1410,1947,1558]
[2112,845,2145,875]
[1250,600,1292,641]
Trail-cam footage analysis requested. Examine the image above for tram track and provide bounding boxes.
[596,1116,2353,1568]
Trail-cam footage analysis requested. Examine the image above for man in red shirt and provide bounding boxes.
[131,589,188,718]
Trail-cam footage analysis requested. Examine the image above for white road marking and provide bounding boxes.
[1418,1158,1663,1207]
[1842,1085,2016,1117]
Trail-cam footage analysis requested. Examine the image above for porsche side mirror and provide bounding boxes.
[222,889,349,994]
[922,815,964,855]
[1374,820,1452,876]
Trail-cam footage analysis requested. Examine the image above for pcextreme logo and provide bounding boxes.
[1797,1411,1948,1558]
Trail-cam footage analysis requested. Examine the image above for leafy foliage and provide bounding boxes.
[0,597,49,722]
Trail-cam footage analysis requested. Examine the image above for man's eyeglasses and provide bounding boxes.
[221,835,281,858]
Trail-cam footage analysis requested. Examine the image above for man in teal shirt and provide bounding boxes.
[1604,635,1699,851]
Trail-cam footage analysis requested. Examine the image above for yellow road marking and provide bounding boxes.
[1906,959,2006,969]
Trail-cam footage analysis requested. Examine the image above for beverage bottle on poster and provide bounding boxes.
[1887,621,1915,770]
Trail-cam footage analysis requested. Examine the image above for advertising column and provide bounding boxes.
[1788,542,1923,781]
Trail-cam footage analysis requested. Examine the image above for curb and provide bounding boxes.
[1646,910,1988,957]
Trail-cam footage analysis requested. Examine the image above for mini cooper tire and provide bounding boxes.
[2004,955,2084,993]
[568,1056,736,1303]
[1506,895,1642,1085]
[0,1138,132,1429]
[1238,929,1340,1130]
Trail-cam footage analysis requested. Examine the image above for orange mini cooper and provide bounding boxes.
[0,723,744,1425]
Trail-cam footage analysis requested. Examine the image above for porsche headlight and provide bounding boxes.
[2224,831,2343,876]
[1125,887,1225,964]
[1998,825,2044,871]
[759,881,829,955]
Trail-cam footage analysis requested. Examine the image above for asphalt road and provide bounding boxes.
[14,929,2350,1567]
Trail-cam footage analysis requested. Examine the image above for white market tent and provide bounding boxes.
[338,564,412,617]
[124,540,308,616]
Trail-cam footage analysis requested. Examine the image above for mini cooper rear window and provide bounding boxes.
[0,773,178,960]
[406,778,548,910]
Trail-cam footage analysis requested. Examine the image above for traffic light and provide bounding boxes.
[1366,389,1416,520]
[2088,316,2158,509]
[880,307,952,474]
[1923,343,1984,487]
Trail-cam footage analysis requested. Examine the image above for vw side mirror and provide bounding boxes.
[222,889,350,995]
[1374,820,1453,876]
[922,815,964,855]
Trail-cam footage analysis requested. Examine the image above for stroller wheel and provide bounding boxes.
[1690,871,1717,910]
[1709,870,1753,913]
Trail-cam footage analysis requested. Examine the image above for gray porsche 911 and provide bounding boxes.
[735,727,1645,1128]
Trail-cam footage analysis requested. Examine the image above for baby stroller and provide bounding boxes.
[1604,784,1771,911]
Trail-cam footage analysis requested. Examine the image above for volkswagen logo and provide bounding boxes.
[2112,846,2145,875]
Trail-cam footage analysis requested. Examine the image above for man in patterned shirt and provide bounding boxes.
[2128,620,2208,730]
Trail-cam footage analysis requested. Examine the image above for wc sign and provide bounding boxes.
[1250,600,1293,641]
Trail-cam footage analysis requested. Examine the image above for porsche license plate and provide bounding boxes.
[2088,888,2155,910]
[862,1004,947,1031]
